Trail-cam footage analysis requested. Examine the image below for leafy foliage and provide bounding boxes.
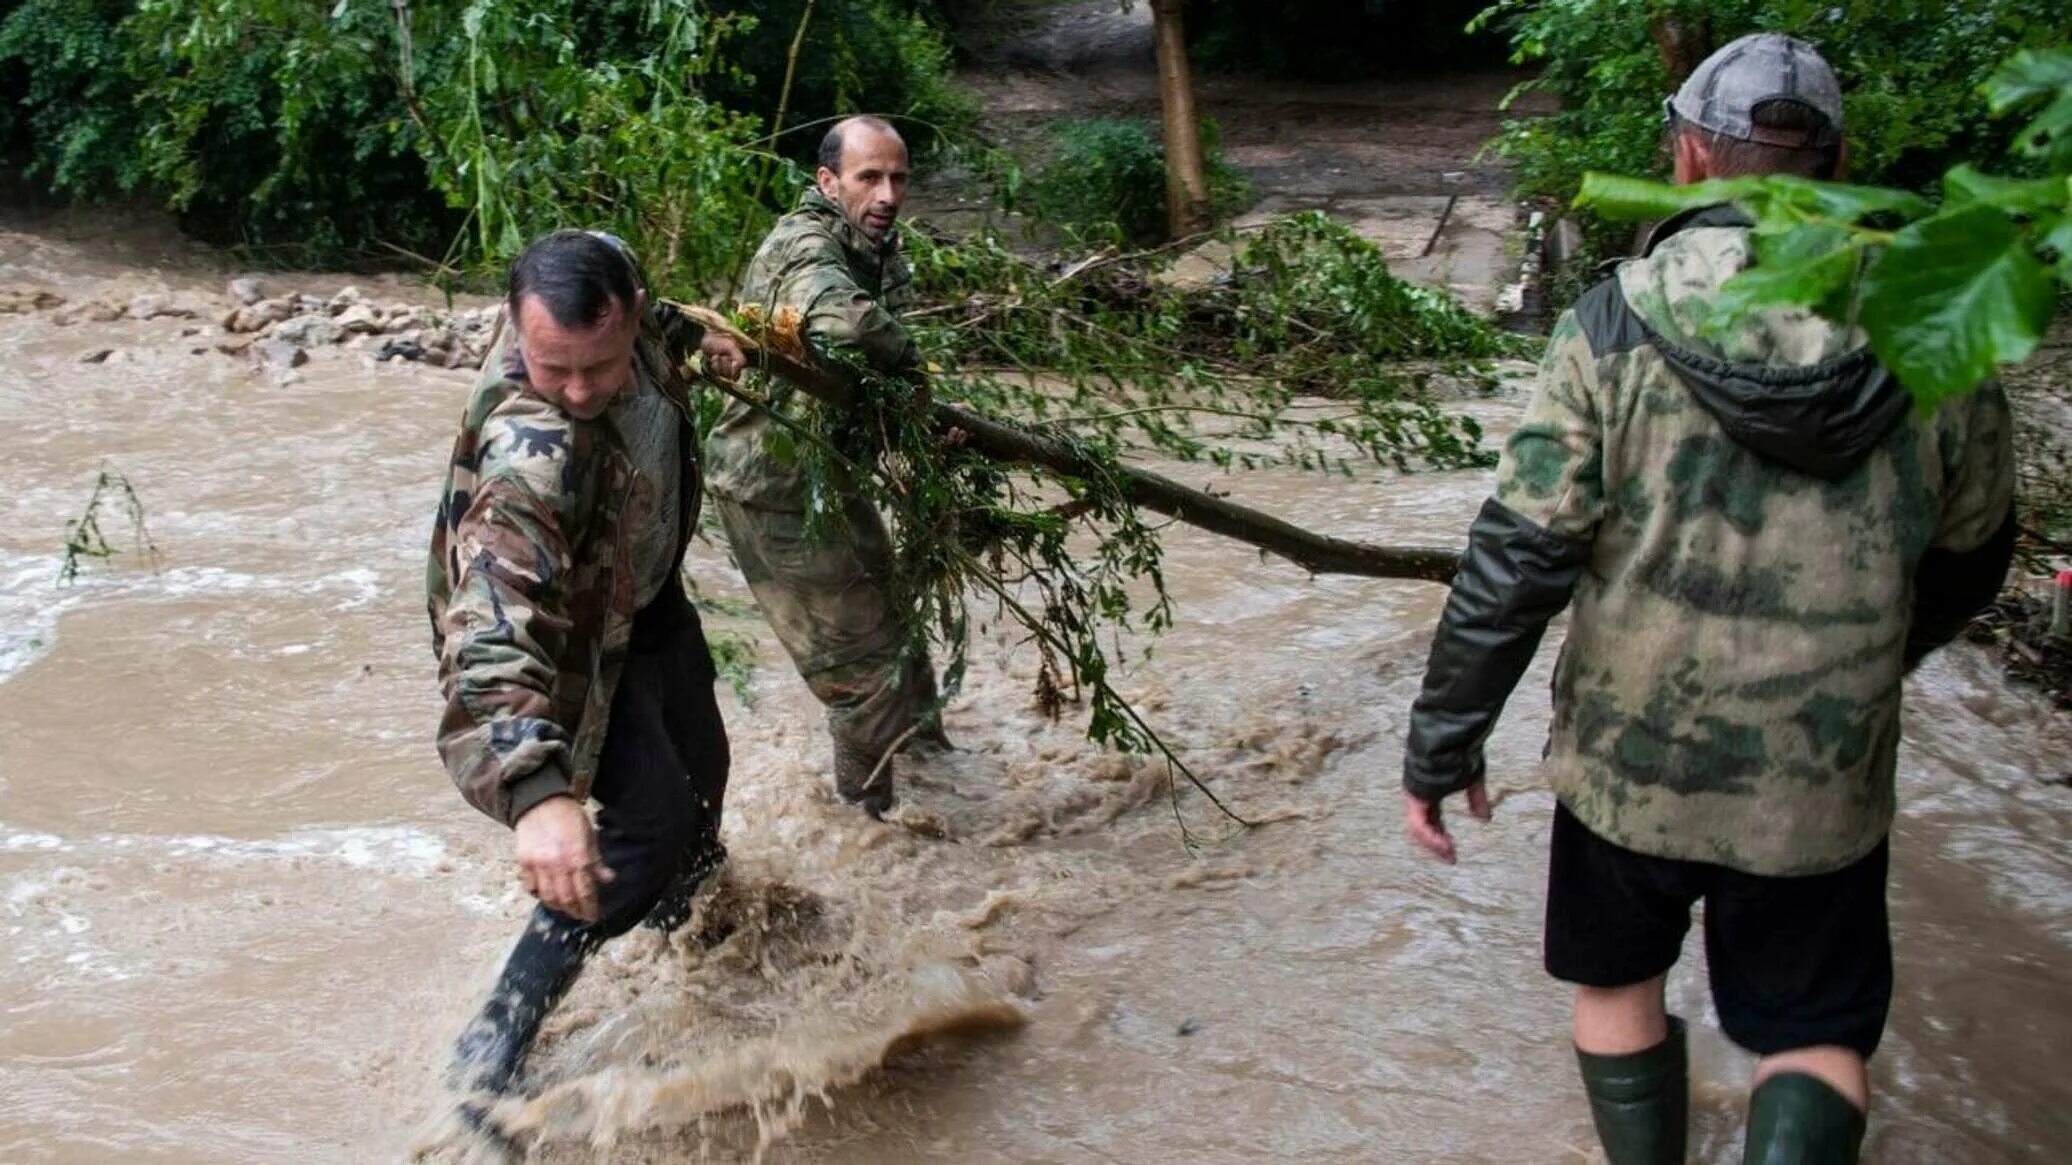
[0,0,148,195]
[705,0,977,163]
[715,212,1528,834]
[1025,116,1252,245]
[1573,46,2072,408]
[904,212,1524,472]
[59,465,159,586]
[401,0,775,290]
[0,0,970,266]
[1476,1,2070,252]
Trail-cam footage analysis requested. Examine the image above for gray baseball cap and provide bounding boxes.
[1668,33,1843,149]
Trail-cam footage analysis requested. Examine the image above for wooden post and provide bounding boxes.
[1151,0,1212,238]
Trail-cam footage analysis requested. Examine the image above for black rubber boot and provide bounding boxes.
[638,838,728,935]
[833,734,893,818]
[1576,1016,1689,1165]
[1742,1073,1866,1165]
[451,905,594,1097]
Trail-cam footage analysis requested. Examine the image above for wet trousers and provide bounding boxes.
[712,492,938,768]
[452,583,730,1096]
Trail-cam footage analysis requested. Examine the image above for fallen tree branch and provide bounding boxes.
[672,302,1464,583]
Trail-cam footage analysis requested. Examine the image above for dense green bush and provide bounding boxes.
[0,0,147,196]
[0,0,972,269]
[706,0,976,162]
[1025,116,1251,245]
[1477,0,2069,212]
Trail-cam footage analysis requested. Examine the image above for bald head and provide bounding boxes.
[815,116,909,242]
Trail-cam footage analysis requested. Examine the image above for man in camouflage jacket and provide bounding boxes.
[705,115,945,817]
[428,230,748,1113]
[1399,35,2015,1165]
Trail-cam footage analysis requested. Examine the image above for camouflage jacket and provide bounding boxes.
[426,306,707,827]
[704,188,922,510]
[1404,206,2016,876]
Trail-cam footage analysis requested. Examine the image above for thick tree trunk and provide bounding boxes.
[1151,0,1212,238]
[675,303,1464,584]
[1649,9,1711,87]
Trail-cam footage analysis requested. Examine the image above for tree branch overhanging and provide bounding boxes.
[670,302,1465,585]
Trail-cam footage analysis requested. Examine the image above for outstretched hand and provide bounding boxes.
[514,795,614,922]
[1404,782,1491,864]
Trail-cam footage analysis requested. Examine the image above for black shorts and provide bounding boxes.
[1544,802,1892,1059]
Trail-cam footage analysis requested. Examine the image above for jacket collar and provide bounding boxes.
[797,187,900,268]
[1641,202,1757,256]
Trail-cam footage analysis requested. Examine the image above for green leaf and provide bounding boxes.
[1982,47,2072,116]
[1711,226,1862,328]
[1575,173,1927,229]
[1943,164,2067,215]
[1573,173,1759,220]
[1763,177,1931,227]
[2044,214,2072,279]
[1983,48,2072,167]
[1860,204,2055,410]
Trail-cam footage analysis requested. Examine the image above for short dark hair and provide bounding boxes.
[816,115,901,175]
[506,229,641,329]
[1681,99,1842,179]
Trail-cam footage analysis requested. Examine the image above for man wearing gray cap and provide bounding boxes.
[1398,32,2015,1165]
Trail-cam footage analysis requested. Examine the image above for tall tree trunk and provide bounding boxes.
[1648,7,1711,87]
[1151,0,1212,238]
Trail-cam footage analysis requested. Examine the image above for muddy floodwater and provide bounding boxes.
[2,209,2068,1165]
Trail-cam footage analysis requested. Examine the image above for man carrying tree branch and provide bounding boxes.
[428,230,749,1116]
[706,115,949,818]
[1400,34,2016,1165]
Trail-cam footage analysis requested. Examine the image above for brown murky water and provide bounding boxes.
[3,212,2069,1165]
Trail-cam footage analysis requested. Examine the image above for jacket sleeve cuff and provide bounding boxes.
[1403,751,1487,802]
[504,763,574,828]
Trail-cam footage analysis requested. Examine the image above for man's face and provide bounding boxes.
[817,125,910,242]
[512,290,644,421]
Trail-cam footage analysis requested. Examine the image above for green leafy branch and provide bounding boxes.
[59,465,160,587]
[1574,45,2072,410]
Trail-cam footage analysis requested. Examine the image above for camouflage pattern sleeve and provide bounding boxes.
[1403,310,1602,801]
[435,399,585,828]
[1904,383,2019,668]
[1492,312,1607,539]
[778,234,921,375]
[1930,383,2017,552]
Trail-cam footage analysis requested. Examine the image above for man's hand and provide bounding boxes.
[1404,782,1491,865]
[700,334,747,382]
[513,795,613,922]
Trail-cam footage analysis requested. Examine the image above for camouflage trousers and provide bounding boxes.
[713,493,939,776]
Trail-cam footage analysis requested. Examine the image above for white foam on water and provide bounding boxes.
[0,822,449,877]
[0,549,391,686]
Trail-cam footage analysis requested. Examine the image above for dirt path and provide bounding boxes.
[953,0,1551,313]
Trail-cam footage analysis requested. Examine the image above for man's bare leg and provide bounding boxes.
[1572,975,1686,1165]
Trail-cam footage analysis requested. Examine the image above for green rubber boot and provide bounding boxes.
[1576,1017,1688,1165]
[1742,1073,1866,1165]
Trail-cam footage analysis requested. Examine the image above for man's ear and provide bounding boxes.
[1672,129,1711,184]
[1832,139,1849,182]
[632,287,649,322]
[816,165,840,200]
